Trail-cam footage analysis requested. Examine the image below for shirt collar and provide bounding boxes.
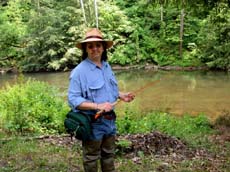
[85,58,108,71]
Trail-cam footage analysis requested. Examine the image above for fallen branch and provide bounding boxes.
[0,134,70,143]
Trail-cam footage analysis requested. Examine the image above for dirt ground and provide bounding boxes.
[38,126,229,172]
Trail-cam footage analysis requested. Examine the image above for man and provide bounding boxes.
[68,28,135,172]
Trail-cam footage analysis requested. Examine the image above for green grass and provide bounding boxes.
[0,137,229,172]
[0,139,83,172]
[0,139,163,172]
[0,79,229,171]
[117,111,213,147]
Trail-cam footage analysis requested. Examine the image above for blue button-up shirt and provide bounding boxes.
[68,58,119,114]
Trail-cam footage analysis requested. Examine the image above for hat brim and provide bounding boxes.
[76,38,113,49]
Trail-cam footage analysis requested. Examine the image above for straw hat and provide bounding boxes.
[76,28,113,49]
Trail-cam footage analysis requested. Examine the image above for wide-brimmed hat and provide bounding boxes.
[76,28,113,49]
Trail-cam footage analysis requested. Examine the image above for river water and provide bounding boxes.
[0,70,229,121]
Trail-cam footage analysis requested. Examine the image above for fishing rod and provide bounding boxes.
[94,79,161,119]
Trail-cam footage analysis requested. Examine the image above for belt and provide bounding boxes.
[100,110,116,120]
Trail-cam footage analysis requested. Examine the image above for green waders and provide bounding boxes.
[82,135,115,172]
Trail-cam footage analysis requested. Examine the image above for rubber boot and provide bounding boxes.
[82,140,102,172]
[100,136,116,172]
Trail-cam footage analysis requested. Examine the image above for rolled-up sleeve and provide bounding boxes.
[68,70,87,110]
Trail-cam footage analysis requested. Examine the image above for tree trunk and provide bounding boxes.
[37,0,40,16]
[160,4,163,22]
[80,0,87,25]
[179,8,185,58]
[94,0,98,28]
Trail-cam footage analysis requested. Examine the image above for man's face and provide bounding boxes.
[86,41,104,59]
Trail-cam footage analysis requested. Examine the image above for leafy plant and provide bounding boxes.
[0,77,69,135]
[117,110,213,145]
[197,2,230,70]
[0,1,27,68]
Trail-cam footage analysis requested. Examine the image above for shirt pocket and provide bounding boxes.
[88,80,105,102]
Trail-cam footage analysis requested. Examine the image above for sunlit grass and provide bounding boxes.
[116,109,213,147]
[0,139,83,172]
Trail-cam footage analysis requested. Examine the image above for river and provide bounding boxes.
[1,70,230,121]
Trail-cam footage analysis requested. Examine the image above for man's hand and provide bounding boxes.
[119,92,135,102]
[97,102,113,112]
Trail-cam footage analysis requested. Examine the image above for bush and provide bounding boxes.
[0,78,69,135]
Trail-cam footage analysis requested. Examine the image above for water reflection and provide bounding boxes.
[1,70,230,120]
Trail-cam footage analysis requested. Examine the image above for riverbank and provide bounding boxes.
[0,124,229,172]
[0,77,229,171]
[0,64,210,74]
[112,64,209,71]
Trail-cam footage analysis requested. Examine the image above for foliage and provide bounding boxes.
[0,77,69,135]
[0,0,27,67]
[117,110,213,145]
[93,1,135,65]
[114,1,208,66]
[20,0,83,72]
[0,0,230,71]
[196,2,230,70]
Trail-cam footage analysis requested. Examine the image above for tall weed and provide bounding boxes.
[0,79,69,135]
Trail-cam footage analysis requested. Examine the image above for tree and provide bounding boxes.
[197,2,230,70]
[0,0,28,68]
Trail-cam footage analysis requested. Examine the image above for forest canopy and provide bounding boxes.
[0,0,229,72]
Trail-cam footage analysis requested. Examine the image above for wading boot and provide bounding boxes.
[82,140,102,172]
[100,136,116,172]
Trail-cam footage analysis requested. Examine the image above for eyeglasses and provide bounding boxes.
[86,43,102,49]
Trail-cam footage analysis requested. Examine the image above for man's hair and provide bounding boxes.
[81,42,108,61]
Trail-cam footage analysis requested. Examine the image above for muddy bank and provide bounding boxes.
[112,64,208,71]
[0,64,209,74]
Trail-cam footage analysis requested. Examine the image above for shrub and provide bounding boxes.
[0,78,69,135]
